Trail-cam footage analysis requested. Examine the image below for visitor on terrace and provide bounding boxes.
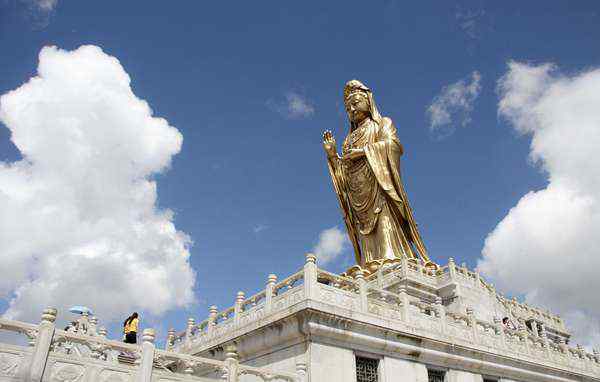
[123,312,139,344]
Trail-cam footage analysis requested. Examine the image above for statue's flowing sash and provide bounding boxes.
[326,157,362,265]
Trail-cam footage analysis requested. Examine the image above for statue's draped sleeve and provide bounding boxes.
[363,118,431,263]
[326,156,363,264]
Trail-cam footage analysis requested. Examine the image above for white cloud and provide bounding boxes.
[34,0,57,11]
[267,91,315,119]
[312,226,349,265]
[0,45,195,323]
[455,8,485,41]
[478,61,600,348]
[427,71,482,138]
[252,224,269,234]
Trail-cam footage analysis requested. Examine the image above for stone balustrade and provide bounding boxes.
[171,254,600,380]
[0,308,301,382]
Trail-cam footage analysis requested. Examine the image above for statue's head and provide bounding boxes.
[343,79,382,127]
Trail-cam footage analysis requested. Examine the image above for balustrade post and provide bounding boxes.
[137,329,155,382]
[435,297,446,326]
[295,359,307,382]
[400,256,409,277]
[355,269,368,313]
[79,311,90,334]
[593,349,599,363]
[185,317,195,349]
[398,286,410,322]
[448,258,456,280]
[89,316,98,335]
[166,328,175,350]
[559,338,568,354]
[416,260,424,275]
[466,307,478,341]
[494,317,506,347]
[208,306,218,335]
[266,274,277,313]
[234,291,245,325]
[224,344,239,382]
[530,320,539,337]
[303,253,317,300]
[376,265,384,289]
[28,307,57,382]
[517,319,530,353]
[98,327,108,338]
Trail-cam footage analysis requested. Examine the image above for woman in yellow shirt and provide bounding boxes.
[123,312,139,344]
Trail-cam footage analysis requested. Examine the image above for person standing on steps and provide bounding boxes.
[123,312,139,344]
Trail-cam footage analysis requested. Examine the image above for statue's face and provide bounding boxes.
[345,92,370,124]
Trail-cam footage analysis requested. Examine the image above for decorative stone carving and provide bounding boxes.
[50,363,85,382]
[0,353,20,376]
[99,370,131,382]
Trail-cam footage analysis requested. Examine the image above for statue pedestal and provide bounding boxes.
[171,256,600,382]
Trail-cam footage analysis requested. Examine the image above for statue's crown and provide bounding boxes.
[344,79,370,101]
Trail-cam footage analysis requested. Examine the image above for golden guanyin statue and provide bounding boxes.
[322,80,435,275]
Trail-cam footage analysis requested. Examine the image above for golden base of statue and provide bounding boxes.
[342,258,438,278]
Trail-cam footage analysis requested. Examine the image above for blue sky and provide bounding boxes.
[1,1,600,345]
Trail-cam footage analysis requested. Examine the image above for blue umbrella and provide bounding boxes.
[68,305,93,315]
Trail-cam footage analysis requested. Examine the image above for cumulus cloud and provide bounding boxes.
[31,0,57,11]
[252,224,269,234]
[427,71,482,138]
[312,226,349,265]
[0,45,195,323]
[478,61,600,348]
[267,91,315,119]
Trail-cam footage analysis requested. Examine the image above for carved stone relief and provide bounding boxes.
[0,352,21,376]
[50,362,85,382]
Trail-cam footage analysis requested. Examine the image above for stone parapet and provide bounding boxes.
[172,254,600,381]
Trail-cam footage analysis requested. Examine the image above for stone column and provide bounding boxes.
[224,344,239,382]
[355,269,368,313]
[136,329,155,382]
[234,291,245,325]
[303,253,317,300]
[265,274,277,313]
[208,306,218,335]
[28,307,57,382]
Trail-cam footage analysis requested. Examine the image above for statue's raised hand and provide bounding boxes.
[322,130,338,159]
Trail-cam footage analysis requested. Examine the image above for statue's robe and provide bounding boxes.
[329,117,430,266]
